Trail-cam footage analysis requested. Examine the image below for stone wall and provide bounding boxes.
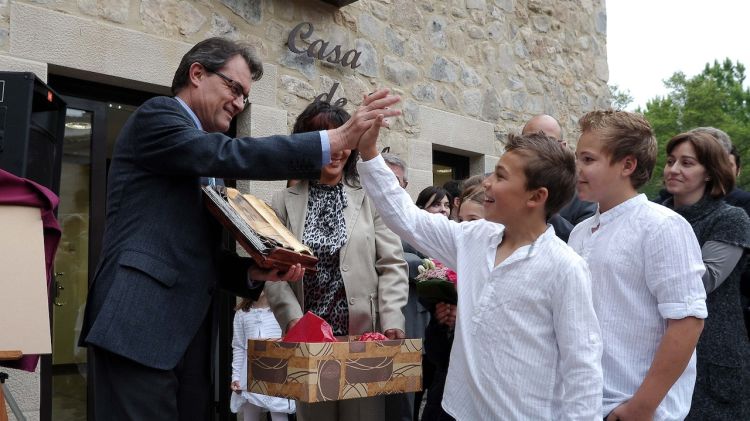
[0,0,609,418]
[1,0,609,196]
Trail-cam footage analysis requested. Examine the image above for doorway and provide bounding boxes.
[46,96,141,420]
[41,74,155,420]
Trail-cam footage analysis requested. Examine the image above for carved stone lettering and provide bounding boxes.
[340,49,362,70]
[315,82,348,107]
[287,22,313,54]
[287,22,361,70]
[308,39,327,59]
[323,45,342,64]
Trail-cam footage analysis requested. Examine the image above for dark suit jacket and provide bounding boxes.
[549,214,573,242]
[725,187,750,215]
[558,195,597,226]
[81,96,323,370]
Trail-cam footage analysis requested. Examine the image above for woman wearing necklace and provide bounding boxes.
[264,100,408,421]
[661,131,750,419]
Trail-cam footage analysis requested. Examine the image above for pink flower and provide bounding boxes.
[416,258,458,285]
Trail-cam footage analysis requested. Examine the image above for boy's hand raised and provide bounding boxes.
[358,114,385,161]
[328,89,400,155]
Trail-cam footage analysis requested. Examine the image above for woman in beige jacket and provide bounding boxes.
[264,100,409,421]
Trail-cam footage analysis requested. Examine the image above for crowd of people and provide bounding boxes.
[78,36,750,421]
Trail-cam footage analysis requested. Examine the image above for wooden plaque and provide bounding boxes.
[202,186,318,273]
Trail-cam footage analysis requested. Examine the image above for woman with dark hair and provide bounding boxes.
[660,131,750,420]
[415,186,451,217]
[264,100,408,421]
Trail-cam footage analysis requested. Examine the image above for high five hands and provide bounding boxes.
[328,88,400,158]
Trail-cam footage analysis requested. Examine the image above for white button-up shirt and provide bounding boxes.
[568,194,707,421]
[359,156,603,420]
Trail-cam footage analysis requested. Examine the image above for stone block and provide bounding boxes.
[238,103,288,138]
[406,168,433,199]
[383,56,419,86]
[236,179,287,205]
[385,28,405,56]
[408,139,433,172]
[140,0,205,36]
[354,38,379,77]
[427,15,447,49]
[0,54,47,82]
[279,50,317,81]
[418,105,494,156]
[460,63,482,87]
[429,55,457,83]
[280,75,315,100]
[470,154,499,176]
[466,0,487,10]
[463,89,482,116]
[219,0,261,25]
[10,3,189,88]
[358,12,384,43]
[412,82,437,103]
[208,12,239,39]
[249,63,277,107]
[441,88,459,111]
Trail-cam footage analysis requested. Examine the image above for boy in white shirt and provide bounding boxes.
[568,110,707,421]
[357,123,603,420]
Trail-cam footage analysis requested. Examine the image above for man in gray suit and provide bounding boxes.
[79,37,400,420]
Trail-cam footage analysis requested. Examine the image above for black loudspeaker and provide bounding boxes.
[0,72,66,194]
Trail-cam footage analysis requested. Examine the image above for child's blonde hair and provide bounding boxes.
[578,110,657,189]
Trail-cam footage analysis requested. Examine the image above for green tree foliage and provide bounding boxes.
[639,59,750,199]
[609,84,634,110]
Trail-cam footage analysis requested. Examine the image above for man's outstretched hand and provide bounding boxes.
[248,263,305,282]
[328,89,400,153]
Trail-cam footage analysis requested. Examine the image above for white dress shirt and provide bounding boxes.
[358,156,603,420]
[568,194,707,421]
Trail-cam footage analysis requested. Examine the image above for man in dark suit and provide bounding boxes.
[522,114,597,226]
[79,37,400,420]
[726,144,750,339]
[726,144,750,212]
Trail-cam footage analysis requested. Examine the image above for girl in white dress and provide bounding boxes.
[230,292,295,421]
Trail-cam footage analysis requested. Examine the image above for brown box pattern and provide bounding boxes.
[247,338,423,402]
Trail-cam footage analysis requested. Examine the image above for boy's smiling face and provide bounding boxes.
[575,130,635,212]
[483,151,534,224]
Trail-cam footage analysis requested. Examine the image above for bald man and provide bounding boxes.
[522,114,597,226]
[522,114,564,144]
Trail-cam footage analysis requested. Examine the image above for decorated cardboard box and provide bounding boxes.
[247,338,422,402]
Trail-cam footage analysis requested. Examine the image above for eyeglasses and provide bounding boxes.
[210,70,250,106]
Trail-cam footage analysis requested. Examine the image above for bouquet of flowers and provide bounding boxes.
[415,258,457,307]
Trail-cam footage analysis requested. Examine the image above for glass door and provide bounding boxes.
[47,97,140,420]
[49,99,105,421]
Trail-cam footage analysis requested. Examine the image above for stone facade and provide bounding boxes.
[0,0,609,418]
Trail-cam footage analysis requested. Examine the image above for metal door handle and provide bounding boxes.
[53,272,65,306]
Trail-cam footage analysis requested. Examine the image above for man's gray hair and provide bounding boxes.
[382,153,408,182]
[171,37,263,95]
[689,127,732,154]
